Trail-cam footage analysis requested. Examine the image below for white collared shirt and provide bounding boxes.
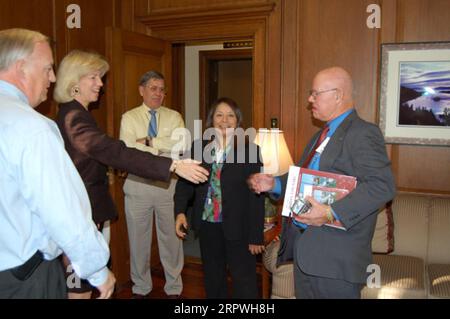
[0,81,109,286]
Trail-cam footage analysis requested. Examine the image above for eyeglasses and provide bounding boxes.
[147,86,167,95]
[309,88,338,99]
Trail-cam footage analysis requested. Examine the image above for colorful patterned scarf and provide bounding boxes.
[202,145,229,222]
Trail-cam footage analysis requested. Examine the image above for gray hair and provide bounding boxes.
[0,28,49,72]
[139,70,165,86]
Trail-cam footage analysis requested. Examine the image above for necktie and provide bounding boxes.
[148,110,157,138]
[302,124,330,168]
[292,124,330,229]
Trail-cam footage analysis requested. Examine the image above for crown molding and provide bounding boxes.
[139,1,276,30]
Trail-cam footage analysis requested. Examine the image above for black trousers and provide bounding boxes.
[0,258,67,299]
[199,221,258,299]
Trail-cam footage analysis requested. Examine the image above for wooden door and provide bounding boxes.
[105,27,172,286]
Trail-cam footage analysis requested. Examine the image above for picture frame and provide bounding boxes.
[379,42,450,146]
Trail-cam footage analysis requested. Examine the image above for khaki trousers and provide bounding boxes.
[124,175,183,296]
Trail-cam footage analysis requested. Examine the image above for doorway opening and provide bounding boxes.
[177,42,253,136]
[178,43,253,261]
[200,49,253,129]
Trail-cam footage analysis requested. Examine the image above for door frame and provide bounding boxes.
[138,2,275,130]
[199,49,253,124]
[105,27,172,286]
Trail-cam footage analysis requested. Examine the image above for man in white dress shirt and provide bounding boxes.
[0,28,115,299]
[120,71,185,298]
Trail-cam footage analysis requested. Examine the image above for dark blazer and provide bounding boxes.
[56,100,172,223]
[174,139,265,245]
[278,110,396,283]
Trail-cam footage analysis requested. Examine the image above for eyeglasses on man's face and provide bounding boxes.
[147,86,167,95]
[309,88,338,99]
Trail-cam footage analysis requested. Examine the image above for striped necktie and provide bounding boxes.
[148,109,157,138]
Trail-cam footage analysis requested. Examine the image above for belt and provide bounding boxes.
[10,251,44,281]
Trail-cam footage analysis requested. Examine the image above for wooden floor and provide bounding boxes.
[112,258,264,299]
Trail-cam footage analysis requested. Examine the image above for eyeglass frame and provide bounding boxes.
[309,88,338,99]
[145,85,167,95]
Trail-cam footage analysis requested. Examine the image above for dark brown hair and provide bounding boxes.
[205,97,243,128]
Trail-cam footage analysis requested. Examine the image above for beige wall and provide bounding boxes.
[184,44,223,135]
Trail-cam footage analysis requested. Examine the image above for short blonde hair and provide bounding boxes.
[0,28,49,72]
[54,50,109,103]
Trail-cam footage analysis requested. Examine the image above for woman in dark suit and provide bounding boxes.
[174,97,265,299]
[53,50,208,298]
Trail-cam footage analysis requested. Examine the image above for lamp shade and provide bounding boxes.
[254,129,293,176]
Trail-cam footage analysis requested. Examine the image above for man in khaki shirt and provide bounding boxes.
[120,71,185,298]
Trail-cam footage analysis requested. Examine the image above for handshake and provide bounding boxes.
[135,137,209,184]
[170,158,209,184]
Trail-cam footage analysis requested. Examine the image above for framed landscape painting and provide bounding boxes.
[379,42,450,146]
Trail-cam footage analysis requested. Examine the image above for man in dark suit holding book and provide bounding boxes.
[248,67,396,298]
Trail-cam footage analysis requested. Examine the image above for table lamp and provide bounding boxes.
[254,123,293,225]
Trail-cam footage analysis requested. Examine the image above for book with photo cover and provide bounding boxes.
[281,166,357,230]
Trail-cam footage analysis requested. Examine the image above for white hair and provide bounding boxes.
[0,28,48,72]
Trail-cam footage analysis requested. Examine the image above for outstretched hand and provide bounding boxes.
[247,173,275,194]
[174,159,209,184]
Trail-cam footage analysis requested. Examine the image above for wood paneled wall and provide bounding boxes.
[2,0,449,287]
[0,0,55,116]
[288,0,380,161]
[2,1,448,192]
[53,0,118,131]
[128,0,450,194]
[283,0,450,194]
[0,0,54,36]
[2,3,446,194]
[1,0,119,127]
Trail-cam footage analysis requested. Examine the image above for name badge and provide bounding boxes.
[316,137,330,154]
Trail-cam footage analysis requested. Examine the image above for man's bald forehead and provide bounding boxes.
[317,67,351,83]
[316,67,353,96]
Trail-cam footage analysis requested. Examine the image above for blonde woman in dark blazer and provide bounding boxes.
[53,50,208,298]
